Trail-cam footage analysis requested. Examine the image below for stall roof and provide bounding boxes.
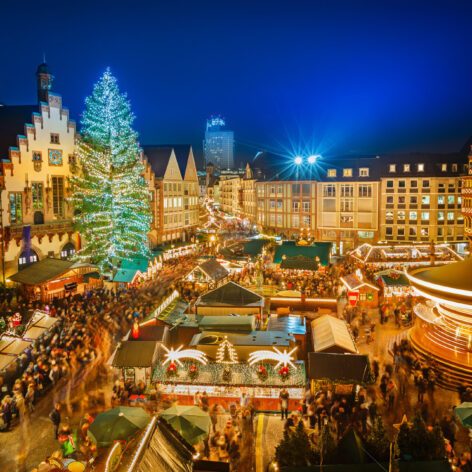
[197,259,229,282]
[379,273,410,287]
[113,257,150,283]
[307,352,369,383]
[243,239,270,257]
[23,326,47,340]
[311,315,358,354]
[280,256,319,271]
[9,258,98,285]
[0,336,31,355]
[274,242,332,266]
[156,299,190,326]
[267,315,306,335]
[341,274,379,291]
[112,341,157,368]
[197,282,264,307]
[0,354,14,372]
[198,315,256,333]
[129,324,168,342]
[190,330,294,347]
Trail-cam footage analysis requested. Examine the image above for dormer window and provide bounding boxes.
[359,167,369,177]
[327,169,336,177]
[389,164,396,173]
[417,163,424,172]
[403,164,410,172]
[343,168,353,177]
[441,163,447,172]
[50,133,60,144]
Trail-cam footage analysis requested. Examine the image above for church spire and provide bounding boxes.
[36,60,54,104]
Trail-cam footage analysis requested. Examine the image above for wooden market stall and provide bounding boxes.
[186,259,229,289]
[311,315,358,354]
[340,270,380,308]
[375,269,412,299]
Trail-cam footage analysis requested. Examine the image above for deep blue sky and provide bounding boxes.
[1,0,472,167]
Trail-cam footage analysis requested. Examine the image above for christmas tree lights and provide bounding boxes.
[70,69,151,274]
[216,336,238,364]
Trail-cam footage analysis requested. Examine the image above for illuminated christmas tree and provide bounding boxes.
[70,69,151,274]
[216,336,238,364]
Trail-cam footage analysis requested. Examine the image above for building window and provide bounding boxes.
[452,164,458,172]
[270,185,275,194]
[327,169,336,177]
[441,163,447,172]
[343,168,353,177]
[448,196,455,205]
[323,184,336,197]
[397,211,405,220]
[437,212,444,221]
[277,215,282,225]
[389,164,396,173]
[409,227,417,236]
[438,196,445,205]
[341,184,353,197]
[270,199,275,209]
[9,193,22,223]
[387,196,394,204]
[386,227,393,235]
[302,200,310,212]
[386,180,394,188]
[292,215,300,227]
[32,151,42,161]
[340,215,353,223]
[270,214,275,224]
[52,176,64,216]
[437,227,443,236]
[358,184,372,197]
[397,227,405,236]
[359,168,369,177]
[292,184,300,195]
[277,199,283,209]
[447,212,454,221]
[277,185,283,194]
[386,211,393,220]
[410,180,417,188]
[410,196,417,204]
[302,184,310,196]
[302,215,311,226]
[403,164,410,172]
[398,180,406,188]
[421,196,430,204]
[422,180,430,188]
[421,227,429,236]
[292,200,300,211]
[398,196,406,204]
[340,199,354,212]
[32,183,43,209]
[448,183,455,192]
[421,212,429,221]
[409,211,417,220]
[417,163,424,172]
[50,133,60,144]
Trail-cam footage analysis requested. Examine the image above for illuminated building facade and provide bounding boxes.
[0,62,78,277]
[407,258,472,388]
[203,116,234,170]
[461,146,472,243]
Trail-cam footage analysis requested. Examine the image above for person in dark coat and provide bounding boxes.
[49,403,61,439]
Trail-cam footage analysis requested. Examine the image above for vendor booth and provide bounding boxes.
[340,270,380,308]
[186,259,229,289]
[311,315,358,354]
[274,241,332,269]
[375,269,412,299]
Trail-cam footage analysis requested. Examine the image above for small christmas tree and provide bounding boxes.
[319,424,336,465]
[216,336,238,364]
[366,416,391,462]
[70,69,151,275]
[274,420,316,467]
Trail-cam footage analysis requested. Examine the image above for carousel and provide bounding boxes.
[407,257,472,389]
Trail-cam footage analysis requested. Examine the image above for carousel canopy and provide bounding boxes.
[311,315,358,354]
[274,242,332,266]
[197,281,264,307]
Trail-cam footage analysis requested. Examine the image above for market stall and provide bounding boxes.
[375,269,412,299]
[340,270,380,307]
[311,315,358,354]
[186,259,229,289]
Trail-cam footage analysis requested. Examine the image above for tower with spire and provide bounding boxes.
[36,60,54,103]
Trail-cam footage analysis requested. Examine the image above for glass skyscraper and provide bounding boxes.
[203,115,234,169]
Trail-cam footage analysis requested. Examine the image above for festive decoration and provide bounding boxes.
[132,320,139,339]
[257,365,267,380]
[189,364,198,379]
[248,347,297,369]
[222,366,232,381]
[279,366,290,380]
[69,68,151,274]
[166,363,177,376]
[162,345,208,367]
[216,336,238,364]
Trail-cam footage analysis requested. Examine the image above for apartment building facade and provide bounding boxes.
[219,175,242,217]
[461,147,472,243]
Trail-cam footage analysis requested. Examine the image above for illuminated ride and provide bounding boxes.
[406,257,472,389]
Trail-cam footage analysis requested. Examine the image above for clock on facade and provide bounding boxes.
[48,149,62,166]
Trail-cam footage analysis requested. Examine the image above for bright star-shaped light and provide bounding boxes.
[162,345,208,366]
[294,156,303,165]
[248,347,297,368]
[307,155,318,163]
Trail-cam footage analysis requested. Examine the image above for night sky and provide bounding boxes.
[1,0,472,168]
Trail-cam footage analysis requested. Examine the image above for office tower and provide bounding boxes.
[203,115,234,170]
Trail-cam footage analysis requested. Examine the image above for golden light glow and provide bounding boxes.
[162,345,208,366]
[248,347,298,368]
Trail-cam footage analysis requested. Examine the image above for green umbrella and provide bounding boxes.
[454,402,472,427]
[87,406,150,447]
[160,405,210,445]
